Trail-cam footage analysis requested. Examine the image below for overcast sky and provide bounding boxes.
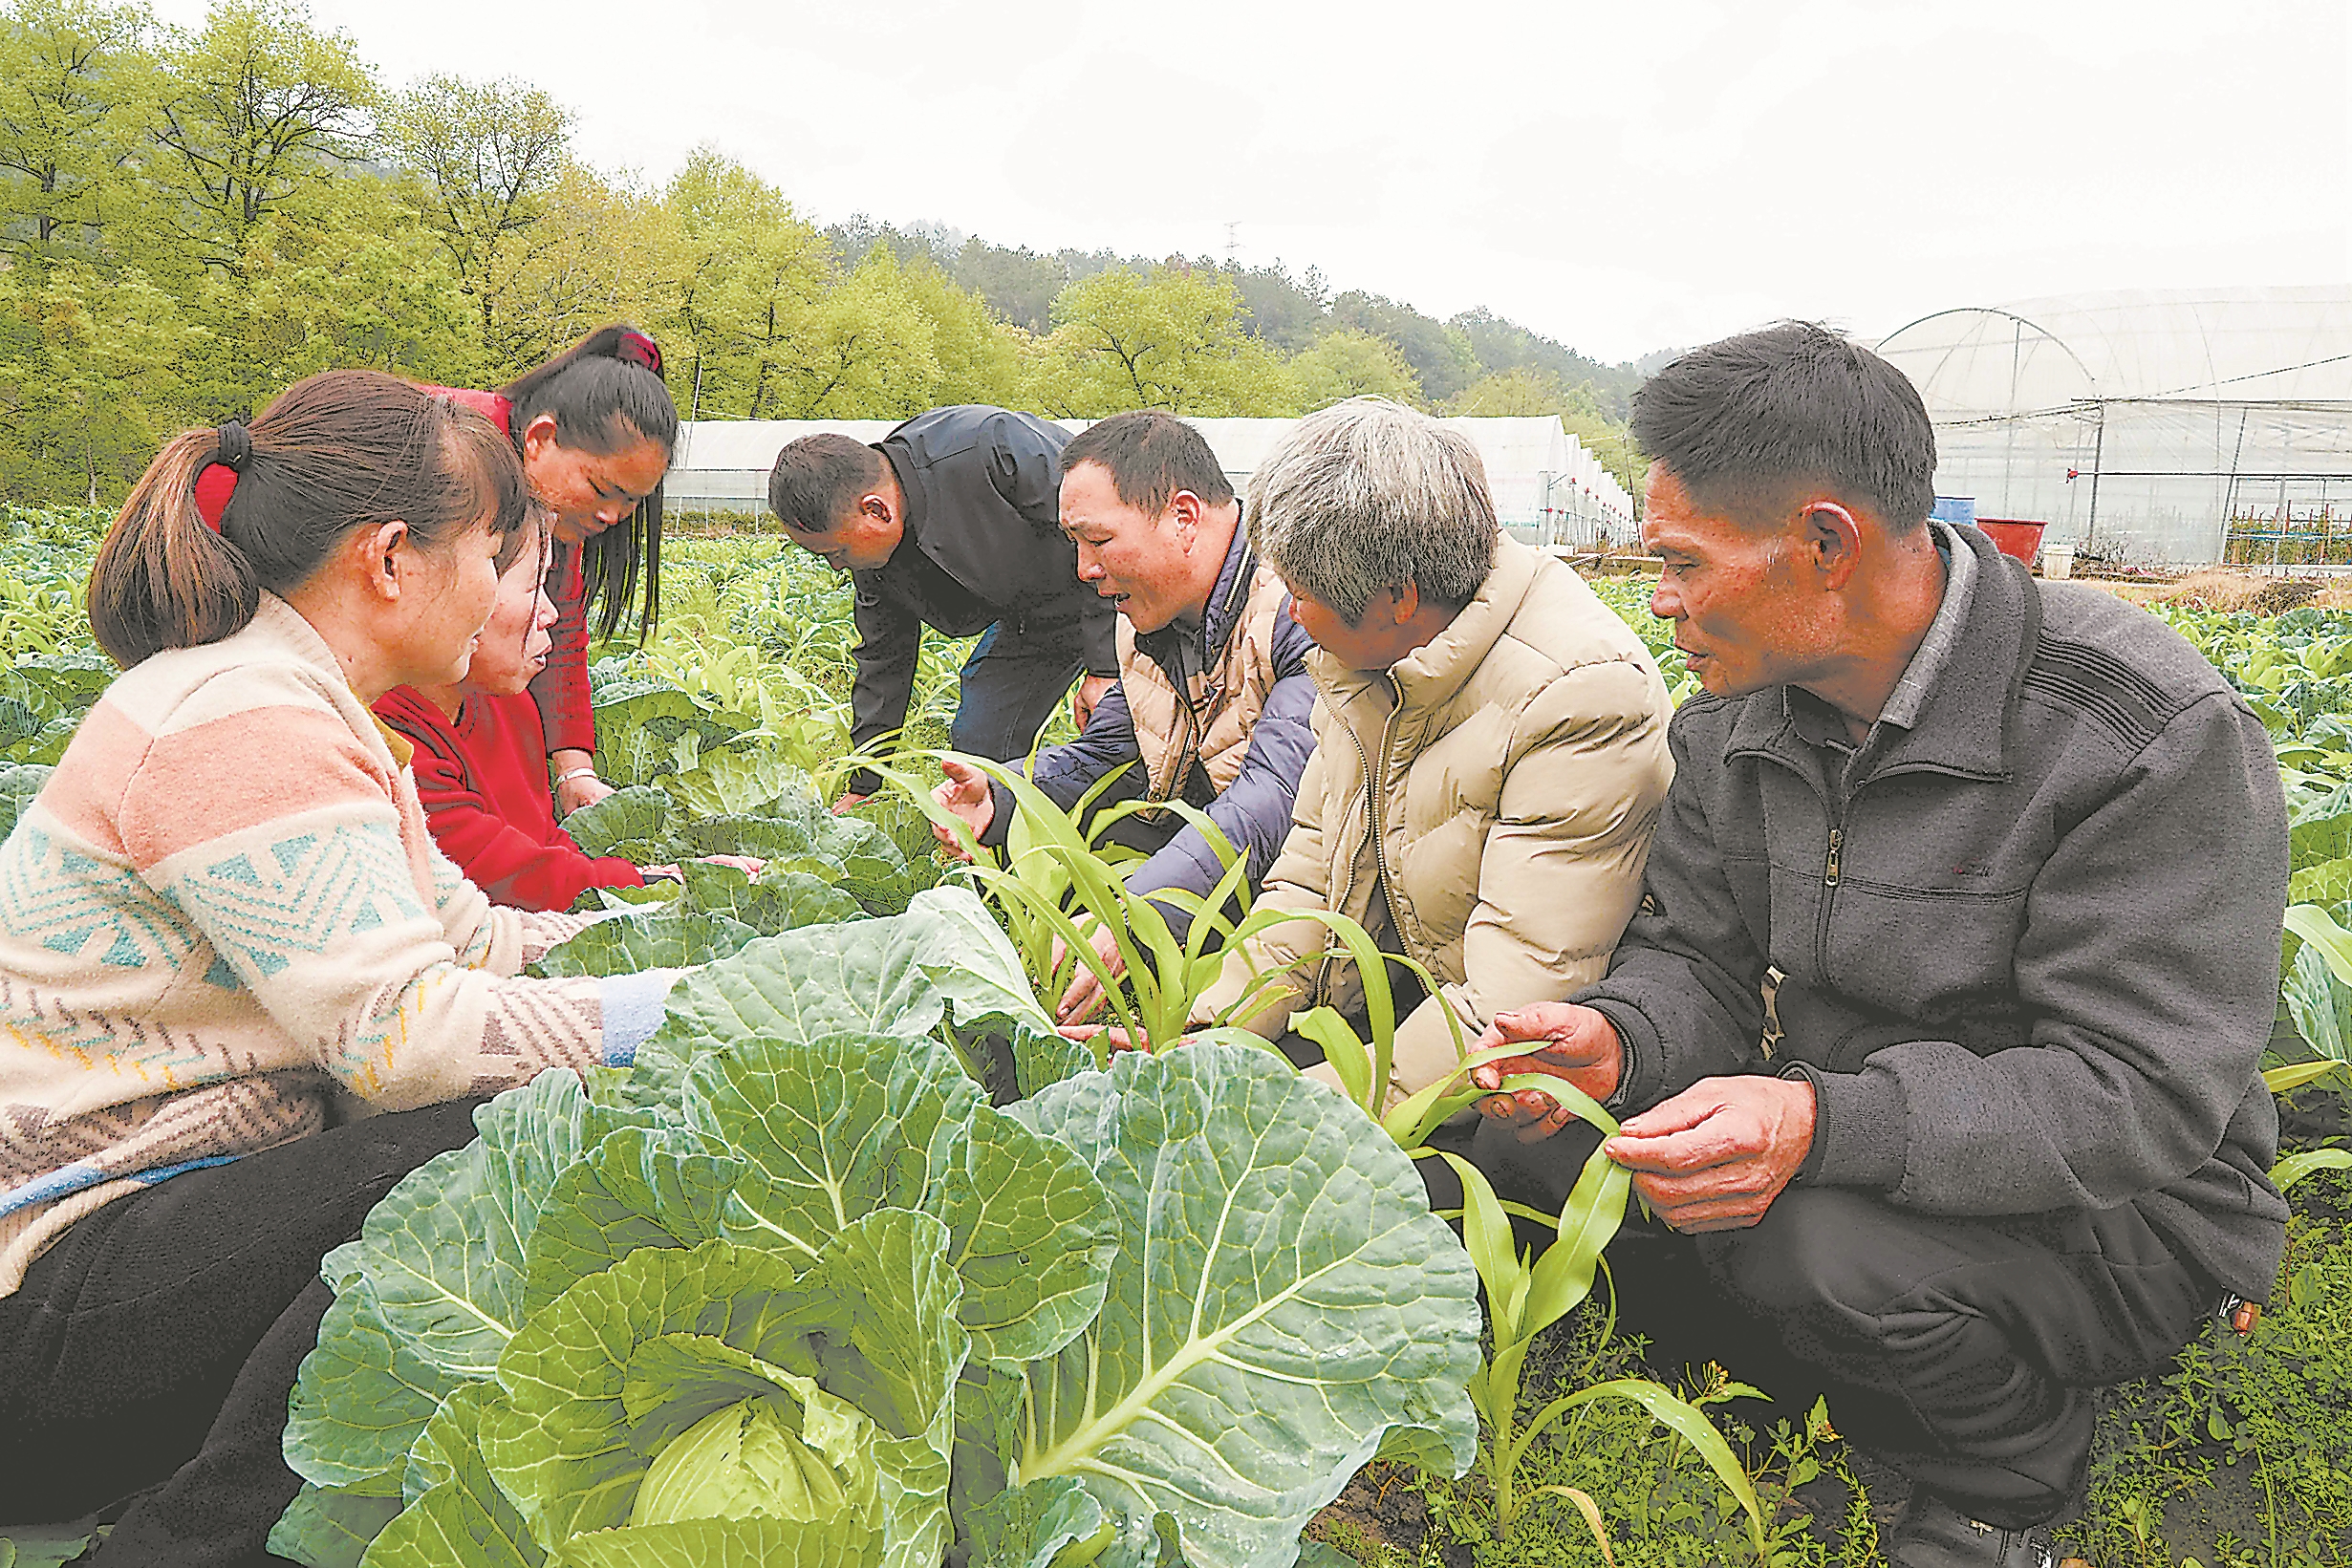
[155,0,2351,365]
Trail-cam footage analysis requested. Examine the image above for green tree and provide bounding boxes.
[659,146,831,418]
[1284,327,1421,411]
[899,255,1025,408]
[382,72,572,362]
[495,160,672,376]
[0,259,198,502]
[1028,266,1292,418]
[0,0,156,264]
[184,171,474,414]
[149,0,378,269]
[1327,290,1478,405]
[753,246,938,418]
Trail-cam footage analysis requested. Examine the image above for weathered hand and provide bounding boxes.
[1053,921,1130,1024]
[831,791,870,816]
[1469,1002,1627,1143]
[1602,1075,1817,1233]
[694,855,766,877]
[1071,675,1117,733]
[929,760,994,862]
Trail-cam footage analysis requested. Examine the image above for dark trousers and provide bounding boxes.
[1439,1122,2214,1530]
[0,1099,486,1567]
[949,617,1088,763]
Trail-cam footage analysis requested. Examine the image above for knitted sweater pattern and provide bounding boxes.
[0,597,606,1297]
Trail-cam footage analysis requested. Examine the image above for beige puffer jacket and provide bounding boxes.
[1197,538,1674,1101]
[1118,554,1292,804]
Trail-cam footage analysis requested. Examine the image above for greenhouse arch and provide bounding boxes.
[1875,287,2352,566]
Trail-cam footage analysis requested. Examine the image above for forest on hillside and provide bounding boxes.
[0,0,1647,505]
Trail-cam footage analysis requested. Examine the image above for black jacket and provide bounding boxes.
[987,525,1317,928]
[848,407,1116,758]
[1582,527,2292,1300]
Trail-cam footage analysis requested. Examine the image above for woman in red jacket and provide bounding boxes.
[376,510,652,911]
[377,509,759,912]
[429,325,677,817]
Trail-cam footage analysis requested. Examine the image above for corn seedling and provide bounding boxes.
[1417,1088,1772,1558]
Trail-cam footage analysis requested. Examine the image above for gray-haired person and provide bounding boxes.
[1188,397,1674,1101]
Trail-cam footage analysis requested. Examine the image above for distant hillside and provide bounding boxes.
[825,216,1651,420]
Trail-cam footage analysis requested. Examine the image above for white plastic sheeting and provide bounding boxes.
[668,414,1637,548]
[1875,288,2352,565]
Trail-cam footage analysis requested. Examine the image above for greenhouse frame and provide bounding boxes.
[1874,286,2352,567]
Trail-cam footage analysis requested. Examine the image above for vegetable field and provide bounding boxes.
[1,510,2347,1568]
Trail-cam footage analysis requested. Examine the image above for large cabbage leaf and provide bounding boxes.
[562,786,675,864]
[533,910,760,978]
[284,1074,620,1492]
[684,1032,982,1260]
[977,1043,1481,1568]
[361,1385,543,1568]
[682,1032,1114,1366]
[675,863,863,934]
[265,1486,403,1568]
[625,888,1049,1114]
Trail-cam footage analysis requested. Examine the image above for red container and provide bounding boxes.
[1975,519,2047,564]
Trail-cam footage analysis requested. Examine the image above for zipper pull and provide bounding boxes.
[1823,827,1843,887]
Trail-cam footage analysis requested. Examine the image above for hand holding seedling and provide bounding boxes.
[1603,1075,1816,1233]
[1470,1002,1626,1142]
[929,759,993,861]
[1053,917,1129,1023]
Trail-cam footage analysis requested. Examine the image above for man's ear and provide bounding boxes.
[859,491,894,529]
[1801,502,1864,589]
[1389,580,1422,626]
[1169,489,1202,544]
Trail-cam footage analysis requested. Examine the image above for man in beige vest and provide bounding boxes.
[933,412,1318,1021]
[1195,397,1675,1099]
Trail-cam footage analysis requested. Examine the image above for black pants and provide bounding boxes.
[1435,1122,2214,1530]
[0,1099,486,1567]
[948,616,1089,763]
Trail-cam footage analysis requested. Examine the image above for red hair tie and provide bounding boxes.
[194,422,250,534]
[615,330,663,376]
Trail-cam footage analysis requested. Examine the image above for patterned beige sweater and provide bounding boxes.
[0,596,646,1297]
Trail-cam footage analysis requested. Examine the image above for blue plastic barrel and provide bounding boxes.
[1931,495,1977,526]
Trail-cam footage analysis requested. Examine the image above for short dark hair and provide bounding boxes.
[1631,321,1936,532]
[767,435,887,533]
[1061,412,1235,517]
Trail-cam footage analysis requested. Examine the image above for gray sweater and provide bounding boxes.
[1583,526,2292,1300]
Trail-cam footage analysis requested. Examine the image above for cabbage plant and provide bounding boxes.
[272,890,1481,1568]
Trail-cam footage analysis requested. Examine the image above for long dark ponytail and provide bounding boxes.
[499,325,677,642]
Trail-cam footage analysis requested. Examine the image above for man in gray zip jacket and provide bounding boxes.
[1472,324,2290,1568]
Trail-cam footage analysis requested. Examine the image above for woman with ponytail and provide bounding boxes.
[427,325,679,816]
[0,372,684,1568]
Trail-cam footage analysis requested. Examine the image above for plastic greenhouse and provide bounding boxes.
[667,416,1636,549]
[1874,287,2352,567]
